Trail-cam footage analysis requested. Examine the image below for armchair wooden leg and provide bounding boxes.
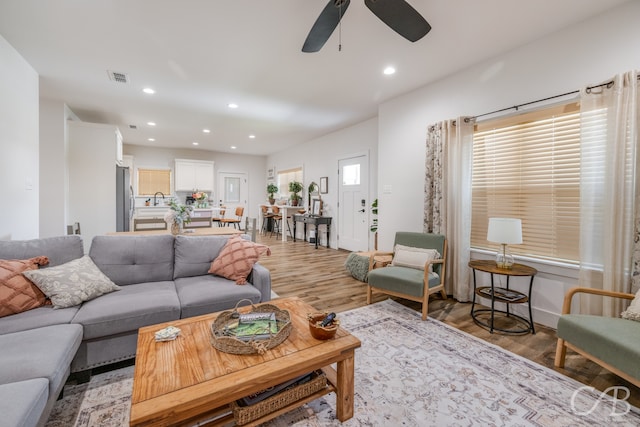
[554,338,567,368]
[366,285,372,305]
[421,294,429,320]
[439,289,447,299]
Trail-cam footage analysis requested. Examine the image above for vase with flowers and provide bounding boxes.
[165,201,193,235]
[192,191,208,208]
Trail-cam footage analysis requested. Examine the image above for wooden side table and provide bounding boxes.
[469,259,537,335]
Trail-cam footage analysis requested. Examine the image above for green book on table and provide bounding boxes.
[229,312,278,341]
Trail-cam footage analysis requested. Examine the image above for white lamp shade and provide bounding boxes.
[487,218,523,244]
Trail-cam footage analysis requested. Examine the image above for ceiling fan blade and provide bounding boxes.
[364,0,431,42]
[302,0,351,53]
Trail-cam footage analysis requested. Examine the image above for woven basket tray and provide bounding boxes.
[210,299,291,355]
[230,371,327,425]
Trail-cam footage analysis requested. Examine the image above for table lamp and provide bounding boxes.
[487,218,522,269]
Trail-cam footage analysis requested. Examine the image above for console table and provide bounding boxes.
[293,214,332,249]
[469,259,537,335]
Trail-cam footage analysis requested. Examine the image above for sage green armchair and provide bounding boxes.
[367,232,447,320]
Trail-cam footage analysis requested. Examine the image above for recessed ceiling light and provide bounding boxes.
[148,138,155,142]
[192,142,199,146]
[228,103,239,109]
[249,134,256,139]
[383,66,396,75]
[230,146,237,150]
[147,122,156,126]
[203,129,211,133]
[143,87,155,94]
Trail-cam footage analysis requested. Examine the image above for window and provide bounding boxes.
[342,164,360,185]
[277,167,303,196]
[138,169,171,196]
[471,102,581,263]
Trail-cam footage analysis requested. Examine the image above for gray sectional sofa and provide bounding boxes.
[0,233,271,427]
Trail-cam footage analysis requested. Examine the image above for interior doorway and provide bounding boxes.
[338,153,369,252]
[217,172,248,223]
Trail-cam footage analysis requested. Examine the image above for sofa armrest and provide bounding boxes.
[248,262,272,302]
[561,286,635,315]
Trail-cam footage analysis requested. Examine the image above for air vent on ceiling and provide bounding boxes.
[108,70,129,84]
[129,124,137,129]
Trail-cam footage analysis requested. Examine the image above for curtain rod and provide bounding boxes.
[471,78,634,121]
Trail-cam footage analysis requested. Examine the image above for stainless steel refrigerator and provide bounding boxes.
[116,166,134,232]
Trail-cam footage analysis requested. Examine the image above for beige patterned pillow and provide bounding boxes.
[392,244,440,273]
[23,255,120,309]
[621,288,640,322]
[208,235,271,285]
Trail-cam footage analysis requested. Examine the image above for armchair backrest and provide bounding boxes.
[393,232,446,276]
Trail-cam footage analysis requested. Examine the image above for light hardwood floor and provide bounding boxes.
[256,232,640,407]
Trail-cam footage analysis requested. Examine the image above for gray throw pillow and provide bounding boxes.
[23,255,120,309]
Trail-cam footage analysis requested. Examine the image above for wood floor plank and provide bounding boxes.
[256,232,640,407]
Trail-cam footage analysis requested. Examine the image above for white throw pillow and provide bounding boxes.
[392,244,440,272]
[23,255,120,309]
[621,288,640,322]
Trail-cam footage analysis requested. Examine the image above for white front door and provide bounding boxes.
[217,172,248,222]
[338,154,369,252]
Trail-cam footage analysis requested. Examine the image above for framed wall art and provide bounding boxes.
[311,198,323,216]
[319,176,328,194]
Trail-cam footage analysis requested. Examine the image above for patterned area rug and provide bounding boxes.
[46,299,640,426]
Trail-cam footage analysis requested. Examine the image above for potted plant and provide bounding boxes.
[164,200,193,235]
[266,183,278,205]
[370,198,378,250]
[288,181,303,206]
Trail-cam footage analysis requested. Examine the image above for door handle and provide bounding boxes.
[358,209,365,213]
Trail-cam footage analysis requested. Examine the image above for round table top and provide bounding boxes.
[468,259,537,276]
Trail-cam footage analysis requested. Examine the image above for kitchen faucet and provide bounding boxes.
[153,192,165,206]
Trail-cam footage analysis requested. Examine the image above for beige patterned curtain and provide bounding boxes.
[579,71,639,315]
[425,118,475,301]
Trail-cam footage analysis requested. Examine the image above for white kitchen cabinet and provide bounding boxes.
[174,159,214,192]
[68,121,121,252]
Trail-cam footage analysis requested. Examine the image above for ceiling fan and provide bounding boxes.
[302,0,432,53]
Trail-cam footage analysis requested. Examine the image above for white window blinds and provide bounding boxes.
[471,103,581,263]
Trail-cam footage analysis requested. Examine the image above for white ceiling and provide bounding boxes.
[0,0,629,156]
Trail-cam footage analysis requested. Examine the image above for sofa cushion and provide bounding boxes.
[368,266,440,298]
[0,304,79,335]
[71,281,181,340]
[0,324,83,398]
[173,235,235,279]
[0,256,49,317]
[175,275,261,318]
[557,314,640,380]
[208,235,271,284]
[89,235,175,285]
[0,235,84,267]
[23,255,120,309]
[0,379,49,427]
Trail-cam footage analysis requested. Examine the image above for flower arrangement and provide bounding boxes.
[192,191,207,201]
[164,200,193,226]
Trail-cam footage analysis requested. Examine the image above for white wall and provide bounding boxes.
[123,145,266,223]
[39,100,80,237]
[376,1,640,327]
[0,34,39,240]
[267,117,378,249]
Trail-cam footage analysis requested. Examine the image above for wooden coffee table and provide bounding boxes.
[129,297,361,427]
